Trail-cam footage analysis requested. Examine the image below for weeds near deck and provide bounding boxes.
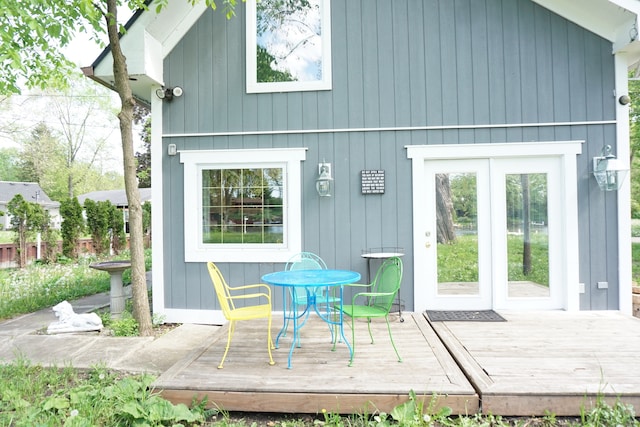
[579,393,639,426]
[2,361,639,426]
[0,357,205,426]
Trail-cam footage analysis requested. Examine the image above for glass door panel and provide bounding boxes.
[505,173,550,298]
[437,172,479,296]
[424,159,491,310]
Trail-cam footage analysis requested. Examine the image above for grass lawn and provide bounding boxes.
[633,243,640,284]
[0,230,13,244]
[438,234,549,286]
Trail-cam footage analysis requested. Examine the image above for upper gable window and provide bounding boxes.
[246,0,332,93]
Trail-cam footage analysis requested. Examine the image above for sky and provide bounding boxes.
[0,13,143,174]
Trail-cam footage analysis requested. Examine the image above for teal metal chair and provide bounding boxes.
[339,256,403,366]
[285,252,337,306]
[282,252,340,345]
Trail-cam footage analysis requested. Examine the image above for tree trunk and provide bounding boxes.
[105,0,153,336]
[436,173,457,244]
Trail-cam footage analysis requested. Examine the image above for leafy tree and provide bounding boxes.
[40,212,60,263]
[16,120,124,201]
[47,79,118,198]
[629,77,640,218]
[142,201,152,247]
[109,204,126,254]
[134,107,151,188]
[18,123,63,185]
[84,199,112,255]
[1,0,241,336]
[60,197,85,259]
[257,46,296,83]
[7,194,47,268]
[0,148,22,182]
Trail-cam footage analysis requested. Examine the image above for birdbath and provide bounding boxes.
[90,260,131,319]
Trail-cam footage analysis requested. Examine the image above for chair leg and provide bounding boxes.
[348,316,355,367]
[267,315,275,366]
[219,320,236,369]
[385,316,402,363]
[366,318,375,344]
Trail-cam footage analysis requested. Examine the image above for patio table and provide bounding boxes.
[261,269,360,369]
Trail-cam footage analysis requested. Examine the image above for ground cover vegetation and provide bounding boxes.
[0,248,150,322]
[1,362,638,427]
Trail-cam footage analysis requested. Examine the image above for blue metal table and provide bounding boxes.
[261,269,360,369]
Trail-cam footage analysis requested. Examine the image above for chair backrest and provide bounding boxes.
[285,252,327,299]
[369,257,403,312]
[207,262,234,319]
[285,252,327,271]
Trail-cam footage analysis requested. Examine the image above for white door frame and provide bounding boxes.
[423,159,493,310]
[406,141,583,312]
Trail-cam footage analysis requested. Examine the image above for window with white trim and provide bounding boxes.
[246,0,332,93]
[181,148,306,262]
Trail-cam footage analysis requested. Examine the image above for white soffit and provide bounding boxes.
[532,0,639,48]
[89,1,208,103]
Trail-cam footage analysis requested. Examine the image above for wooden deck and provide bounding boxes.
[430,310,640,416]
[153,311,640,416]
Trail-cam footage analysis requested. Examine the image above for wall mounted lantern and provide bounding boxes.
[619,94,631,105]
[593,145,628,191]
[155,86,183,101]
[316,161,333,197]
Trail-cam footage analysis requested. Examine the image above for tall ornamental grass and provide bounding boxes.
[0,257,110,321]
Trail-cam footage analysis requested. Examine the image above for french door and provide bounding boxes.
[408,142,582,312]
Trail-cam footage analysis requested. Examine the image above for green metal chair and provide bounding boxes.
[339,256,403,366]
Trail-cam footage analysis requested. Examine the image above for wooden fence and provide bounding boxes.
[0,239,96,268]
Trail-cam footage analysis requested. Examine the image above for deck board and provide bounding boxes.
[154,313,478,414]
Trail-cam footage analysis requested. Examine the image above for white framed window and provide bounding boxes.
[246,0,332,93]
[181,148,307,262]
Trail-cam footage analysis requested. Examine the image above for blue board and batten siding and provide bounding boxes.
[161,0,619,312]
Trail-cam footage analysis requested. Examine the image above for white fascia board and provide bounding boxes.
[609,0,640,15]
[145,1,208,58]
[532,0,634,42]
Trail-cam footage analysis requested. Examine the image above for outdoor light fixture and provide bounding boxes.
[593,145,628,191]
[155,86,184,101]
[316,161,333,197]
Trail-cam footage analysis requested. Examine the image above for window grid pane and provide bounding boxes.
[202,167,284,244]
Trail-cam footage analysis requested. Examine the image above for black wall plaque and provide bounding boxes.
[361,170,385,194]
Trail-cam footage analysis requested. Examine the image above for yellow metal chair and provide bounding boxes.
[207,262,275,369]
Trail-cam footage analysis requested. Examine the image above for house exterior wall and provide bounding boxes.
[160,0,619,315]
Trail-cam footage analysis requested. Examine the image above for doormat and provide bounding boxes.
[425,310,506,322]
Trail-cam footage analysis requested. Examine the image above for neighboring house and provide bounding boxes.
[85,0,640,324]
[78,188,152,208]
[78,188,152,233]
[0,181,61,230]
